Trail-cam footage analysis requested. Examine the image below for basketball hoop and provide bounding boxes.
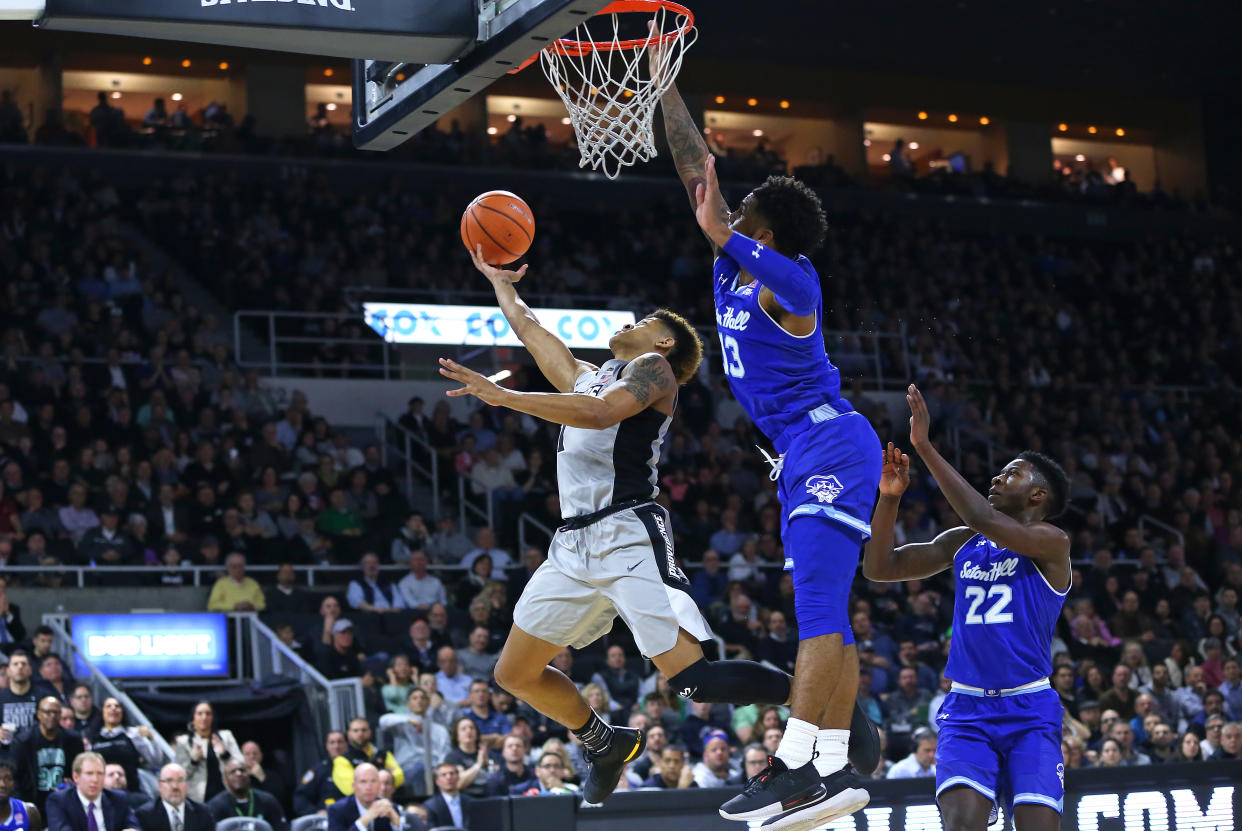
[529,0,697,179]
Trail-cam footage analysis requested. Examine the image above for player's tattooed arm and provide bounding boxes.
[659,83,728,253]
[660,84,710,200]
[613,353,675,406]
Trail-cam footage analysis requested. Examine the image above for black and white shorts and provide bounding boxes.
[513,502,713,658]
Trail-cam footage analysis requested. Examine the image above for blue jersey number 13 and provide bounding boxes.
[720,334,745,379]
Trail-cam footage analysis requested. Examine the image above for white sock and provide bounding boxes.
[813,728,850,776]
[775,717,818,768]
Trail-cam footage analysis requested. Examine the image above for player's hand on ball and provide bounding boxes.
[439,358,508,406]
[470,243,528,284]
[906,383,932,449]
[879,442,911,497]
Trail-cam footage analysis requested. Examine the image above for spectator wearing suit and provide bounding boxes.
[206,760,287,831]
[103,764,152,812]
[327,764,401,831]
[135,763,215,831]
[44,752,137,831]
[423,763,472,829]
[0,761,41,831]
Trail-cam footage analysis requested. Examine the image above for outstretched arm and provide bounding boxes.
[906,384,1070,569]
[470,245,595,393]
[652,27,728,253]
[862,442,970,581]
[439,352,675,430]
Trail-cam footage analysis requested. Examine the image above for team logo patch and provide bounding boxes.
[806,474,844,504]
[1056,763,1065,786]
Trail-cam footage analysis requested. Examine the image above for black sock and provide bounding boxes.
[572,710,615,755]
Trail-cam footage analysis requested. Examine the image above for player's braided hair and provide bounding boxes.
[749,175,828,257]
[1017,450,1069,519]
[651,309,703,385]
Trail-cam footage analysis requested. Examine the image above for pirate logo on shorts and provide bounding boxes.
[806,475,844,504]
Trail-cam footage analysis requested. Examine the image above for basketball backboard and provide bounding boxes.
[351,0,612,152]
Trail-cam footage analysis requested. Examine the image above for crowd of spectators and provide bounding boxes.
[3,88,1229,211]
[0,145,1241,826]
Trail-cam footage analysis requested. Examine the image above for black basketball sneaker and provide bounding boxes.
[718,755,825,821]
[581,725,645,804]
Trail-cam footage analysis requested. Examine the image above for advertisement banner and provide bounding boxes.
[72,613,230,679]
[363,302,636,350]
[551,763,1242,831]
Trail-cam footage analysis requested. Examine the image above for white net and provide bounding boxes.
[539,2,697,180]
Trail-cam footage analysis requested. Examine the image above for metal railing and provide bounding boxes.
[42,615,176,763]
[518,512,555,554]
[233,310,403,379]
[457,475,493,532]
[1,562,466,588]
[375,413,440,520]
[247,615,365,735]
[1138,513,1186,549]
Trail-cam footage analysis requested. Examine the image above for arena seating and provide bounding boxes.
[0,146,1240,827]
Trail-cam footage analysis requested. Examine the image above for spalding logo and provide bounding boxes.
[201,0,356,10]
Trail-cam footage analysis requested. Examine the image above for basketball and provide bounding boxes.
[461,190,536,265]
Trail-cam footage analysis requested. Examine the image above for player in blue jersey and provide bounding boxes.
[658,73,881,830]
[0,763,39,831]
[863,385,1071,831]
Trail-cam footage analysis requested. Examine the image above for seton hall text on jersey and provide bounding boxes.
[959,557,1020,582]
[717,307,751,332]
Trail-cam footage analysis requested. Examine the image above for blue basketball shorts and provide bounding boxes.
[934,687,1065,814]
[778,413,881,640]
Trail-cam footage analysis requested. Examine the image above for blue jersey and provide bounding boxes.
[712,253,848,452]
[0,798,30,831]
[945,534,1069,689]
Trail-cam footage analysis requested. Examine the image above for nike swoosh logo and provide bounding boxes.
[627,561,642,572]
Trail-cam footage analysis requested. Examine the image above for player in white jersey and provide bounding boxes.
[438,246,797,804]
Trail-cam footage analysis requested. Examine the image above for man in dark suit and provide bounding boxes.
[423,763,472,829]
[327,764,402,831]
[44,751,140,831]
[104,763,152,812]
[135,763,214,831]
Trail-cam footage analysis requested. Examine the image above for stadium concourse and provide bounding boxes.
[1,52,1242,831]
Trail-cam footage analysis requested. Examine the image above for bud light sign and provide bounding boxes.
[72,613,230,679]
[363,303,635,350]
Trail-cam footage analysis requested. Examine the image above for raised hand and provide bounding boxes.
[879,443,911,497]
[439,358,508,406]
[470,243,528,284]
[646,19,666,83]
[906,383,931,449]
[695,154,731,246]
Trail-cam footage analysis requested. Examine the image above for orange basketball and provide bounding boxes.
[461,190,535,265]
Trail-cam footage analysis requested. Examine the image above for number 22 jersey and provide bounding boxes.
[946,534,1069,690]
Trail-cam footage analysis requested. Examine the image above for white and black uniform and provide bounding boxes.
[513,359,713,657]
